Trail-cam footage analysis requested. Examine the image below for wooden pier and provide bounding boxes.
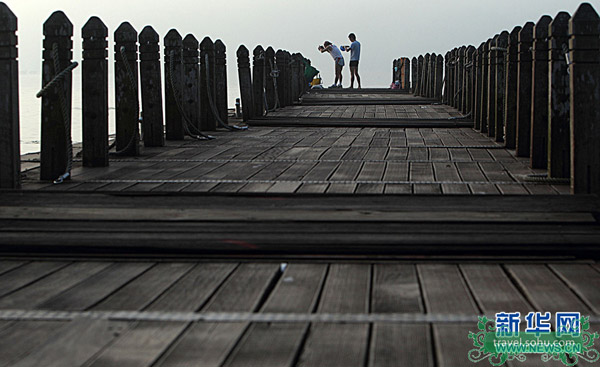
[0,2,599,366]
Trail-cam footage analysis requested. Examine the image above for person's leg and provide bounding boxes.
[355,66,361,88]
[350,66,357,88]
[336,63,343,87]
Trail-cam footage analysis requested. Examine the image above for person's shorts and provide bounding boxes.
[336,58,345,67]
[350,60,359,67]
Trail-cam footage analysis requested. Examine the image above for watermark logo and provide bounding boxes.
[468,312,599,366]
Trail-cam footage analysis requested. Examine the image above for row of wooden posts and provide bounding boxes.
[0,3,307,188]
[409,2,600,195]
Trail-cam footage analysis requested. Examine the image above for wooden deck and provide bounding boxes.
[0,259,598,367]
[2,88,599,366]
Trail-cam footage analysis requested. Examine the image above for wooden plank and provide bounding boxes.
[413,184,442,194]
[372,264,422,313]
[460,264,531,315]
[39,263,153,310]
[297,323,370,367]
[0,321,67,367]
[433,324,476,367]
[0,262,110,309]
[0,261,67,298]
[505,265,591,313]
[11,319,126,367]
[93,263,194,311]
[418,264,479,314]
[318,264,370,313]
[0,260,26,276]
[370,324,434,367]
[549,264,600,315]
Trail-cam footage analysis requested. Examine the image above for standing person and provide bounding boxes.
[343,33,361,88]
[318,41,344,88]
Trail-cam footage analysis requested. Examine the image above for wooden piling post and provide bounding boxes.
[434,55,443,100]
[504,26,521,149]
[453,48,460,107]
[548,12,571,179]
[182,34,200,132]
[447,52,454,105]
[480,40,490,134]
[41,11,74,180]
[465,46,475,116]
[252,45,265,117]
[411,56,418,94]
[237,45,253,122]
[443,53,449,103]
[290,53,300,102]
[81,16,108,167]
[214,39,228,124]
[494,32,508,142]
[297,54,307,97]
[569,3,600,194]
[457,47,465,112]
[264,47,276,110]
[487,35,499,138]
[530,15,553,168]
[516,22,534,157]
[200,37,216,131]
[114,22,139,156]
[417,55,423,96]
[276,50,288,107]
[422,53,430,97]
[474,44,483,130]
[402,58,411,91]
[0,3,20,188]
[139,26,164,147]
[164,30,184,140]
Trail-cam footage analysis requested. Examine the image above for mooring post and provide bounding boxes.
[480,40,490,134]
[0,3,19,188]
[429,53,436,98]
[422,53,430,97]
[403,57,411,91]
[290,53,300,102]
[139,26,164,147]
[474,44,483,130]
[237,45,253,122]
[284,51,293,106]
[494,32,508,142]
[81,16,108,167]
[516,22,534,157]
[548,12,571,179]
[214,39,228,124]
[164,30,183,140]
[298,54,307,96]
[453,48,460,107]
[457,47,465,112]
[530,15,553,168]
[411,56,418,94]
[442,53,449,103]
[265,47,276,110]
[275,50,286,107]
[434,55,443,100]
[114,22,139,156]
[200,36,216,131]
[182,34,200,132]
[466,46,476,116]
[416,55,423,96]
[461,47,468,113]
[569,3,600,194]
[487,35,499,138]
[252,45,265,117]
[41,11,74,180]
[504,26,521,149]
[446,52,453,105]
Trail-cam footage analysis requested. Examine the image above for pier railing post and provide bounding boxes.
[298,54,308,96]
[447,52,454,104]
[291,53,300,102]
[82,16,108,167]
[215,39,228,124]
[0,3,20,188]
[487,35,499,139]
[182,34,200,132]
[443,53,449,103]
[422,53,429,97]
[434,55,443,100]
[139,26,164,147]
[427,53,434,98]
[516,22,534,157]
[114,22,139,156]
[41,11,74,180]
[416,55,423,96]
[264,47,276,110]
[548,12,571,179]
[504,26,521,149]
[164,30,183,140]
[457,47,465,112]
[200,36,216,131]
[403,57,411,92]
[284,51,293,106]
[237,45,253,122]
[569,3,600,194]
[275,50,286,107]
[252,45,265,117]
[494,32,508,142]
[480,40,490,134]
[466,46,475,116]
[411,57,417,94]
[530,15,553,168]
[474,44,483,130]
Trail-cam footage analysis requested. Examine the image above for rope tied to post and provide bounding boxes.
[168,51,214,140]
[109,46,141,156]
[203,53,247,131]
[36,43,78,184]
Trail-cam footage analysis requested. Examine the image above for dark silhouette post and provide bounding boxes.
[164,30,184,140]
[139,26,164,147]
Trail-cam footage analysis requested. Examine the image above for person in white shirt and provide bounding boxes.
[343,33,361,89]
[318,41,344,88]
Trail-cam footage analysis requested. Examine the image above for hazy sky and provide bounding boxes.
[3,0,598,91]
